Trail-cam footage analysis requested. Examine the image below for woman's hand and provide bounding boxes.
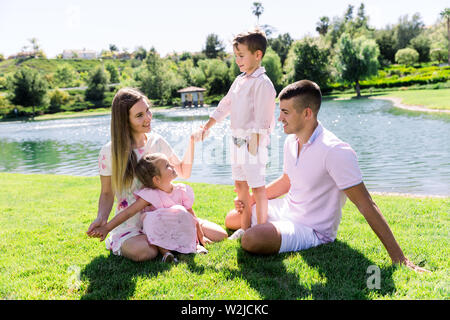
[91,226,110,242]
[86,217,107,237]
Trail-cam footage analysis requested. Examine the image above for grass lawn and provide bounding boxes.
[0,172,448,300]
[375,88,450,110]
[326,88,450,112]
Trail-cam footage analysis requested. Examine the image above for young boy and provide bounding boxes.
[200,29,276,240]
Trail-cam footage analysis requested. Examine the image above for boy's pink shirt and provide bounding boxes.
[211,66,276,137]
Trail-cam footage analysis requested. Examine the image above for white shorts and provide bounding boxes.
[251,198,323,253]
[230,140,268,188]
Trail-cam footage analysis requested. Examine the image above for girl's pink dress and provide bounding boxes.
[134,183,197,254]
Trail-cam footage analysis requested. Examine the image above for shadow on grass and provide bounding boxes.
[80,253,173,300]
[235,240,396,300]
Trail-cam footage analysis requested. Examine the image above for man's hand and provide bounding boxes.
[397,257,429,273]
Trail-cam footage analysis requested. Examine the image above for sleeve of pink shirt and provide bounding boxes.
[251,78,276,133]
[325,144,363,190]
[134,188,163,209]
[210,79,237,123]
[180,184,195,209]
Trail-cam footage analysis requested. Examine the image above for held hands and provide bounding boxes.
[191,125,210,142]
[86,217,106,237]
[90,225,110,242]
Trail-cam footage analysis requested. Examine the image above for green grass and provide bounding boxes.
[325,87,450,112]
[376,88,450,110]
[0,173,448,300]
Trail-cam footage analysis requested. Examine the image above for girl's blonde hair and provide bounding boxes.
[135,153,165,189]
[110,87,151,194]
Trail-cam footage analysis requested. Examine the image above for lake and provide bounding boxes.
[0,98,449,196]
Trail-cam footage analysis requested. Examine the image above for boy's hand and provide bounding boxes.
[192,126,210,142]
[247,133,259,156]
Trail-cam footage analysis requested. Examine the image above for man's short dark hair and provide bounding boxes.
[278,80,322,114]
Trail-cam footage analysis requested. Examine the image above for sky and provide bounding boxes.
[0,0,448,58]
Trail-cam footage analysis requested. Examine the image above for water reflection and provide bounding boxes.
[0,99,449,196]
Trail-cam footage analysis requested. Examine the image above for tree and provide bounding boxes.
[85,66,108,103]
[409,35,430,62]
[344,5,354,22]
[375,28,397,65]
[8,67,48,118]
[284,38,330,90]
[54,64,78,88]
[268,33,293,66]
[136,49,186,104]
[430,48,448,64]
[252,2,264,25]
[334,33,379,97]
[203,34,225,59]
[133,46,147,61]
[355,3,369,30]
[197,59,230,95]
[395,48,419,65]
[394,13,424,49]
[262,47,283,92]
[316,16,330,36]
[109,44,118,53]
[105,63,119,83]
[441,8,450,64]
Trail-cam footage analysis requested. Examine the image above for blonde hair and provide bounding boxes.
[135,153,165,189]
[110,87,151,194]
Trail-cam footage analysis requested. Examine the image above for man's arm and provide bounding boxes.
[344,182,428,272]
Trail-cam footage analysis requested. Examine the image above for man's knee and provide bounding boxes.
[241,228,258,252]
[241,223,281,255]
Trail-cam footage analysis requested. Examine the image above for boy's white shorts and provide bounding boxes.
[230,141,268,188]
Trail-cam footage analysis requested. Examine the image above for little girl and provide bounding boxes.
[91,152,211,263]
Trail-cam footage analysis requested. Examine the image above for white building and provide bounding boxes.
[62,49,97,59]
[177,86,206,107]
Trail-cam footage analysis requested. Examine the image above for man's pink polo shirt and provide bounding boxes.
[282,122,363,243]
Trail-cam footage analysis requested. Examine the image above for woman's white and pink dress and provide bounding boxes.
[98,132,183,256]
[134,184,198,254]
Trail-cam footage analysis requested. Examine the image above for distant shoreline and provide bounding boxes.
[370,96,450,114]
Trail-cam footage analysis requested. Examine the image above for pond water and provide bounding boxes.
[0,99,449,196]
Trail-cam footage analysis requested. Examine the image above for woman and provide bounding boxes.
[87,87,227,261]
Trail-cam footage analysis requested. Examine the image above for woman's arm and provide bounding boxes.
[170,135,195,179]
[87,175,115,236]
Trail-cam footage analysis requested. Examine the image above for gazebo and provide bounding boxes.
[177,86,206,108]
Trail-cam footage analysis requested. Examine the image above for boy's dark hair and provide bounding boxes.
[135,153,164,189]
[278,80,322,115]
[232,28,267,57]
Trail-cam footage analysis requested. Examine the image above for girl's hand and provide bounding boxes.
[200,236,212,246]
[92,226,109,242]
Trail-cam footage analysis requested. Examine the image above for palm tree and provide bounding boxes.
[252,2,264,25]
[441,8,450,65]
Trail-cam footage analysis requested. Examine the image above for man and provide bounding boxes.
[225,80,427,272]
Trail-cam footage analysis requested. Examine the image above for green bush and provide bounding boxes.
[395,48,419,65]
[48,89,71,113]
